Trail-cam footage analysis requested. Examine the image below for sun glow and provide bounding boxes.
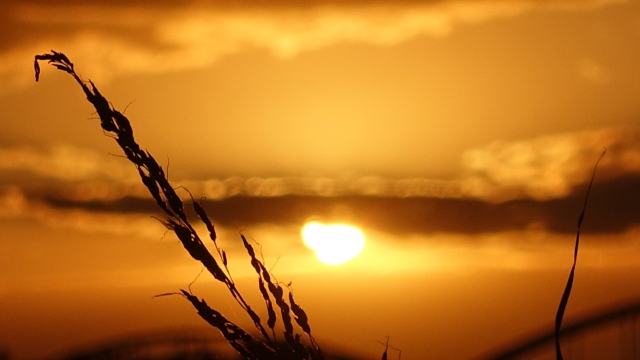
[301,222,365,265]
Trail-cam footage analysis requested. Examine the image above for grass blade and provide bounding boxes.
[555,149,606,360]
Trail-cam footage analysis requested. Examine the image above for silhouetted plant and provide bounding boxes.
[35,50,323,360]
[554,150,605,360]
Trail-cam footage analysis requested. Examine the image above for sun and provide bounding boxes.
[301,222,365,265]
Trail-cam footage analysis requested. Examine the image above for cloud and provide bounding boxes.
[182,176,462,199]
[3,126,639,206]
[357,225,640,272]
[0,144,462,201]
[169,126,640,203]
[0,0,626,92]
[460,126,640,202]
[2,126,639,238]
[0,186,159,238]
[0,145,138,182]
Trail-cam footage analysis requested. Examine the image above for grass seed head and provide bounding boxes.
[289,292,311,334]
[36,50,325,360]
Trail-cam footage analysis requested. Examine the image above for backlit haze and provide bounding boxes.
[1,0,640,358]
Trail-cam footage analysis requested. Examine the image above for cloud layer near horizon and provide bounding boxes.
[1,126,639,239]
[461,126,640,201]
[1,126,637,201]
[0,0,626,92]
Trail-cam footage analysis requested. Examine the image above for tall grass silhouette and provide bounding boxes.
[35,50,324,360]
[554,150,605,360]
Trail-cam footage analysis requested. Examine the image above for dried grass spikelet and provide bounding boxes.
[35,50,324,360]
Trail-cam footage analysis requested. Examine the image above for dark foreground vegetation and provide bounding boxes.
[35,51,327,360]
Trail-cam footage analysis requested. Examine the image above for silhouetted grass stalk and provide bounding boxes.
[35,50,323,360]
[554,149,605,360]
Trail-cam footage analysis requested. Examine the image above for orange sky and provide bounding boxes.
[1,0,640,359]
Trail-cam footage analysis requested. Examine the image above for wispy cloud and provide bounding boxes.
[0,145,463,200]
[355,225,640,273]
[12,126,638,202]
[0,145,137,182]
[1,126,638,237]
[0,0,626,92]
[2,126,639,203]
[0,186,158,238]
[460,126,640,202]
[180,176,463,199]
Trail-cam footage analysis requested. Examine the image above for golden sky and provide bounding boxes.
[1,0,640,359]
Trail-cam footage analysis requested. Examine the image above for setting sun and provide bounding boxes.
[301,222,366,265]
